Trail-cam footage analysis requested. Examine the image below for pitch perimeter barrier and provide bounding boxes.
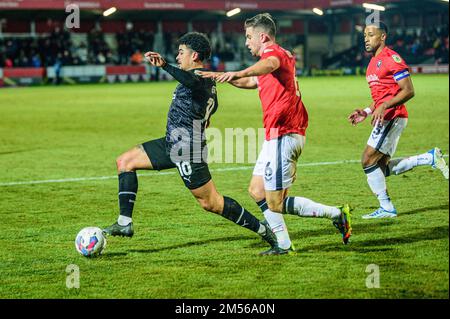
[45,65,105,84]
[1,67,45,86]
[0,64,448,87]
[410,64,449,74]
[105,65,149,83]
[0,65,152,86]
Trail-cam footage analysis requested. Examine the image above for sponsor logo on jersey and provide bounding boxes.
[377,60,382,68]
[392,55,402,63]
[366,74,379,82]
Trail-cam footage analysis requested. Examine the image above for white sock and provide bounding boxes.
[365,165,395,211]
[117,215,132,226]
[284,197,341,219]
[390,153,433,175]
[263,209,292,250]
[258,224,266,235]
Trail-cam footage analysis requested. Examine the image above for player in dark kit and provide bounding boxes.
[103,32,277,252]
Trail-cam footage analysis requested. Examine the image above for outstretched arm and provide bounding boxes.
[197,71,257,89]
[216,56,280,83]
[198,56,280,89]
[229,76,258,89]
[144,51,200,89]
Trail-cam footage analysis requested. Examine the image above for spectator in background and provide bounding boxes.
[76,42,88,65]
[31,52,41,67]
[53,53,63,85]
[130,50,143,65]
[211,53,220,71]
[17,50,30,67]
[96,51,106,64]
[5,57,13,68]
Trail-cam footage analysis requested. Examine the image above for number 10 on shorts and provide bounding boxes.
[176,161,192,176]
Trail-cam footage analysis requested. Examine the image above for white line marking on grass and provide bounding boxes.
[0,159,357,186]
[0,156,447,187]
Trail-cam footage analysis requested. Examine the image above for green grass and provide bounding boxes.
[0,74,448,299]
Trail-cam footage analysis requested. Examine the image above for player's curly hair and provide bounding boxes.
[177,32,211,61]
[245,13,277,37]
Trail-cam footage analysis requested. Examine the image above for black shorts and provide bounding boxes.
[141,137,212,190]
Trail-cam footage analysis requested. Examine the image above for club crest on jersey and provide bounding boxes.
[392,55,402,63]
[377,60,382,68]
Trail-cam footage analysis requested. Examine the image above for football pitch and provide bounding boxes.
[0,74,448,299]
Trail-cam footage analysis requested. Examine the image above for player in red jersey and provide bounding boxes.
[200,13,352,254]
[348,22,448,219]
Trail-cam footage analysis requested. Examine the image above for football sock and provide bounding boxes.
[117,171,137,225]
[222,196,262,234]
[282,197,341,219]
[257,199,291,250]
[388,152,433,176]
[364,164,395,211]
[118,215,132,226]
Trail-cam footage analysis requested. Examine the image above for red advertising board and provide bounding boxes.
[3,67,46,78]
[106,65,146,75]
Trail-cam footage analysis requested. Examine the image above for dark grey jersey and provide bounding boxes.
[162,65,218,162]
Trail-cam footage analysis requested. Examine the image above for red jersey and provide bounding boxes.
[366,46,410,120]
[257,44,308,140]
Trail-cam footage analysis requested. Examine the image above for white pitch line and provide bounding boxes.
[0,156,446,187]
[0,159,359,187]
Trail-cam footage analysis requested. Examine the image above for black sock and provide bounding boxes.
[118,172,138,218]
[256,199,268,213]
[283,197,295,214]
[222,196,261,233]
[384,165,391,177]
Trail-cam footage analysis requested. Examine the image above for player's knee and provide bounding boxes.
[248,185,265,201]
[361,154,375,168]
[199,198,218,213]
[116,154,134,172]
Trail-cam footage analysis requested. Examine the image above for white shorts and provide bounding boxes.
[367,117,408,156]
[253,134,305,191]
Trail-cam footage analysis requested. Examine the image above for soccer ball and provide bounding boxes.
[75,227,106,257]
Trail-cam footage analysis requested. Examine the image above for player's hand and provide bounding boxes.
[348,109,368,126]
[371,103,387,127]
[195,71,224,80]
[144,51,166,67]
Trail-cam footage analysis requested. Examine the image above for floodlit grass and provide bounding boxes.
[0,74,448,298]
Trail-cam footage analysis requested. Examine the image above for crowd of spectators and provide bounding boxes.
[0,24,448,68]
[390,25,449,64]
[335,25,449,68]
[0,27,72,68]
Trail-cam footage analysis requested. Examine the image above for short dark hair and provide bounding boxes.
[366,21,389,35]
[245,13,277,37]
[177,32,211,61]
